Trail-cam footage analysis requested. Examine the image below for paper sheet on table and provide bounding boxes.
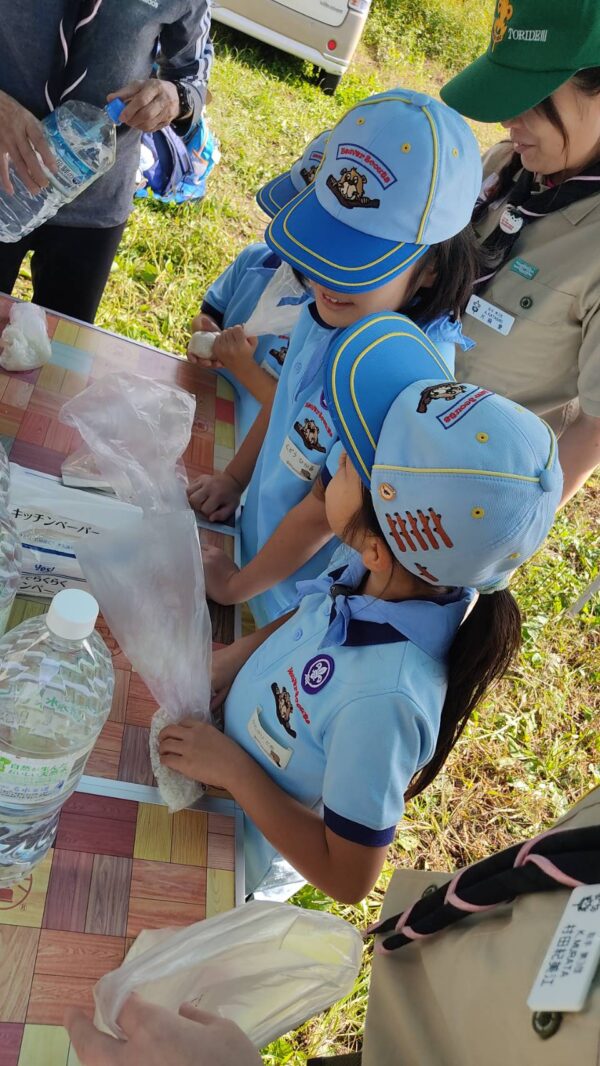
[8,464,141,597]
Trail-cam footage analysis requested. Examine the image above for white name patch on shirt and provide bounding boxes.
[528,884,600,1013]
[466,294,515,336]
[248,707,292,770]
[280,437,321,482]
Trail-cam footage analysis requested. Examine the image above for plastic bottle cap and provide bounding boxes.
[46,589,99,640]
[105,98,126,125]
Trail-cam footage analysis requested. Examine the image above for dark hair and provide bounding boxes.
[407,224,487,321]
[483,66,600,204]
[344,486,522,801]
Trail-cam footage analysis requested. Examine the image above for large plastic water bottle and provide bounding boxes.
[0,98,125,243]
[0,589,114,885]
[0,446,22,637]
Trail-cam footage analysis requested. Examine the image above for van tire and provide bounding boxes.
[317,70,342,95]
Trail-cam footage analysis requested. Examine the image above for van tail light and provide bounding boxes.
[327,38,337,51]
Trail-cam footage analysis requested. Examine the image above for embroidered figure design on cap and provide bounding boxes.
[271,682,297,738]
[416,562,440,583]
[294,418,327,453]
[385,510,454,553]
[491,0,513,49]
[326,167,380,210]
[417,382,467,414]
[299,153,323,186]
[301,655,335,694]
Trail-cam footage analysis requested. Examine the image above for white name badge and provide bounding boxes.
[528,884,600,1013]
[261,358,281,380]
[280,437,321,482]
[248,706,292,770]
[466,294,515,336]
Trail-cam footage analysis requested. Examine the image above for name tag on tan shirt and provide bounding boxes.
[466,294,515,336]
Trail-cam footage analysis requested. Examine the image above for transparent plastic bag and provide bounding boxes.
[189,262,307,361]
[59,371,196,514]
[93,901,363,1048]
[62,372,211,810]
[0,301,51,371]
[77,510,211,812]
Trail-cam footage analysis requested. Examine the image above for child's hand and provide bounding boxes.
[187,472,241,522]
[202,544,242,605]
[158,718,244,788]
[187,313,221,365]
[212,325,258,376]
[211,644,243,710]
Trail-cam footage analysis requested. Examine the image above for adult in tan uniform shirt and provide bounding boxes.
[66,787,600,1065]
[440,0,600,504]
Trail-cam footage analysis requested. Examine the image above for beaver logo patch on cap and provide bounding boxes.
[417,383,467,414]
[326,167,380,210]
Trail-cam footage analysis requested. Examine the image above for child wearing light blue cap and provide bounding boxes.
[160,313,562,903]
[189,89,482,624]
[184,134,332,444]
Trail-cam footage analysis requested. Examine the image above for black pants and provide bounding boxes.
[0,220,127,323]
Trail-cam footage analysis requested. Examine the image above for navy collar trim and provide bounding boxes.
[308,301,337,330]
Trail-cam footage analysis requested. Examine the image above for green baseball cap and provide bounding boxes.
[441,0,600,123]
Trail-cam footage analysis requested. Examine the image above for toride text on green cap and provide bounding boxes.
[440,0,600,123]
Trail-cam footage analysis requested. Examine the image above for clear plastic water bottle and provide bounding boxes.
[0,589,114,885]
[0,448,22,637]
[0,98,125,243]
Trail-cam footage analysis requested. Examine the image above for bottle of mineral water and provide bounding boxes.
[0,446,22,637]
[0,589,114,885]
[0,98,125,243]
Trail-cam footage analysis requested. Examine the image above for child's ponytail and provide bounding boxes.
[405,589,522,800]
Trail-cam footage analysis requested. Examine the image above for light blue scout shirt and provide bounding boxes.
[240,302,474,626]
[202,243,310,443]
[224,549,475,897]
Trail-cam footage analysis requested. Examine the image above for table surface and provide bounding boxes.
[0,297,243,1066]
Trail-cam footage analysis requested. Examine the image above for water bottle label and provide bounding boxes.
[44,112,95,189]
[0,751,79,804]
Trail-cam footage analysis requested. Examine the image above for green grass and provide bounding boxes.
[14,8,600,1062]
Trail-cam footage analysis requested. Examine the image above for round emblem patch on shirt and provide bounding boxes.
[499,207,523,235]
[301,654,335,694]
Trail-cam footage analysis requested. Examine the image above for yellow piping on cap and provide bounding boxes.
[373,463,541,484]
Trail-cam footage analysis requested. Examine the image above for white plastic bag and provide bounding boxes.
[0,301,52,371]
[93,901,363,1048]
[59,372,195,514]
[190,262,307,361]
[62,372,211,811]
[77,510,211,811]
[244,261,307,337]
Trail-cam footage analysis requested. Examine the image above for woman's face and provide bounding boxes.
[501,80,600,178]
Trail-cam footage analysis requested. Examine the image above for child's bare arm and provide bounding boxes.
[202,479,332,604]
[187,402,272,522]
[159,721,387,904]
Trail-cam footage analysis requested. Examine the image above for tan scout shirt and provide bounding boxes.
[362,787,600,1066]
[456,143,600,431]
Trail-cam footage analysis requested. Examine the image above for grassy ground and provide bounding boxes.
[16,4,600,1060]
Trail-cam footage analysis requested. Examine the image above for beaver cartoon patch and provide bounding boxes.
[417,383,467,414]
[294,418,327,453]
[326,167,380,210]
[299,164,319,187]
[271,682,296,739]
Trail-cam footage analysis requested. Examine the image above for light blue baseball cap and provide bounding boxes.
[325,321,562,590]
[265,88,482,293]
[256,130,331,219]
[323,312,454,484]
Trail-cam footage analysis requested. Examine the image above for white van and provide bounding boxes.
[212,0,372,94]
